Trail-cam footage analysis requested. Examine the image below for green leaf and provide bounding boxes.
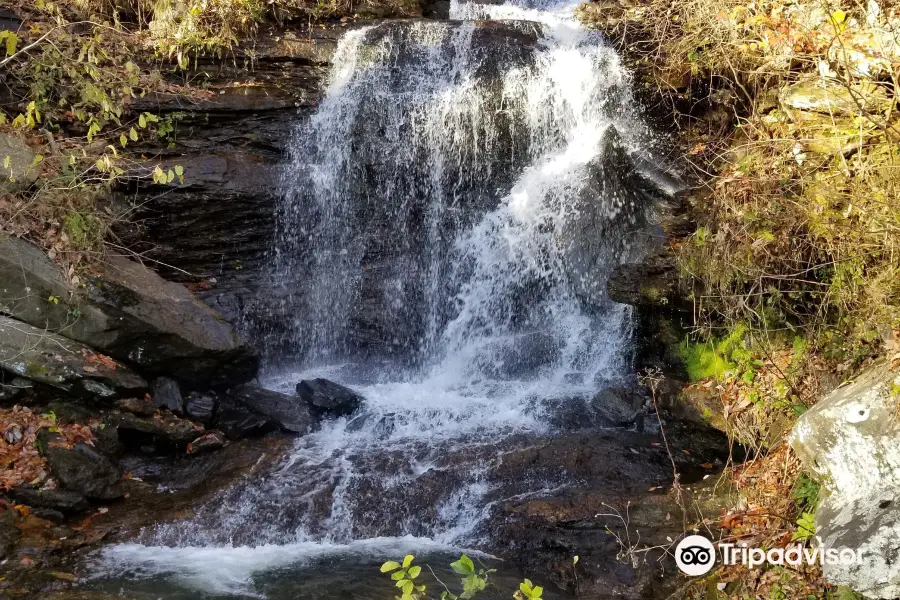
[5,32,16,56]
[120,134,128,147]
[401,581,414,595]
[573,555,579,565]
[402,554,414,568]
[129,127,138,141]
[451,555,475,575]
[380,561,401,573]
[391,569,406,581]
[138,114,147,128]
[407,566,421,579]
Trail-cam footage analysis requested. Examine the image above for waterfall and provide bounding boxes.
[91,0,669,596]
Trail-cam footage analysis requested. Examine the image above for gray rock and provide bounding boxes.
[117,396,157,416]
[0,315,147,398]
[779,80,887,116]
[789,362,900,598]
[0,237,258,388]
[185,391,217,424]
[151,376,183,412]
[0,133,39,192]
[296,378,364,418]
[226,385,316,434]
[39,430,125,500]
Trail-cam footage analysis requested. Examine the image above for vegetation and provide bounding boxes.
[380,554,544,600]
[0,0,419,272]
[578,0,898,597]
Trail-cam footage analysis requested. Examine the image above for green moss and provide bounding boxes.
[678,340,734,381]
[678,324,750,382]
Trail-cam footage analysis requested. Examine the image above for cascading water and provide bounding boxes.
[90,0,671,596]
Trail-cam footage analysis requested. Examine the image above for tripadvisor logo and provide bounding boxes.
[674,535,865,576]
[675,535,716,576]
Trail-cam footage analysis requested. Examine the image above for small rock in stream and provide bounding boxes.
[187,431,227,455]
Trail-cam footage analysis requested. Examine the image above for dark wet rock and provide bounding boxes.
[562,128,662,311]
[116,396,157,417]
[296,378,364,418]
[225,385,316,434]
[345,411,395,438]
[0,237,258,389]
[477,331,563,378]
[46,402,95,425]
[545,388,646,430]
[0,315,147,399]
[591,387,647,426]
[185,391,218,424]
[0,376,31,402]
[38,430,124,500]
[110,411,204,450]
[215,406,278,440]
[187,431,227,455]
[6,487,89,515]
[151,377,183,413]
[0,507,20,559]
[607,249,688,311]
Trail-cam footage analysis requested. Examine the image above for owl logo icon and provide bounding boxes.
[675,535,716,576]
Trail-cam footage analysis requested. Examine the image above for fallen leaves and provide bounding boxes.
[0,405,97,490]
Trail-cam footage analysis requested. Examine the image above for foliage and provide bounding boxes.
[0,0,183,265]
[380,554,539,600]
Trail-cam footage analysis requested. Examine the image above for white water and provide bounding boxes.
[93,0,663,595]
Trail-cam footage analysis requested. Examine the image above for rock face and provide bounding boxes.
[562,127,668,311]
[296,378,364,418]
[789,362,900,599]
[115,29,345,329]
[0,237,257,388]
[0,315,146,399]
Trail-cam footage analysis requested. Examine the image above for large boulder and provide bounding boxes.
[296,378,364,418]
[225,385,317,434]
[38,430,125,500]
[789,362,900,598]
[0,237,258,388]
[0,315,146,399]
